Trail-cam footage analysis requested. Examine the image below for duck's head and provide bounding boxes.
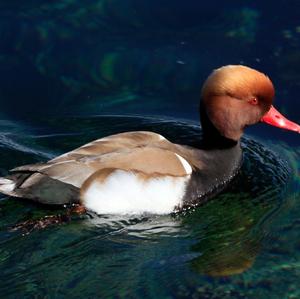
[200,65,300,141]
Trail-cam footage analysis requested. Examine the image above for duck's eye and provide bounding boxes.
[248,97,259,105]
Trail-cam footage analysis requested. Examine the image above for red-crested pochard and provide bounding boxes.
[0,65,299,214]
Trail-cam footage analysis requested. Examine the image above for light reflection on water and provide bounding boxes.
[0,115,299,298]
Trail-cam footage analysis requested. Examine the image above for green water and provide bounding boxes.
[0,116,299,298]
[0,0,300,297]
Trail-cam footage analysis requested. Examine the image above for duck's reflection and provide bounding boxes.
[182,190,275,276]
[83,177,280,276]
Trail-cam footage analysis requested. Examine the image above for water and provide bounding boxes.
[0,116,299,298]
[0,1,300,298]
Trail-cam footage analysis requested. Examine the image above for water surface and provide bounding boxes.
[0,116,299,298]
[0,0,300,297]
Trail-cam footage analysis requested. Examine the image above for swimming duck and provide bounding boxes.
[0,65,299,214]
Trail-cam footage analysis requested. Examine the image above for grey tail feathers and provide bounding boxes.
[0,177,16,196]
[0,173,80,204]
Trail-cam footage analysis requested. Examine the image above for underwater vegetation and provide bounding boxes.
[0,1,299,298]
[0,0,299,122]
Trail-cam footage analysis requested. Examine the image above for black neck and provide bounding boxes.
[198,101,238,149]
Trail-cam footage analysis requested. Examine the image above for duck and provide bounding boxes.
[0,65,299,215]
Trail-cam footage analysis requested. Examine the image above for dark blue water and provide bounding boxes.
[0,1,299,298]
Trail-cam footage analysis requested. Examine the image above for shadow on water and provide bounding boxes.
[0,115,299,298]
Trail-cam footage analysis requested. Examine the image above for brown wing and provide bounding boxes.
[10,131,197,188]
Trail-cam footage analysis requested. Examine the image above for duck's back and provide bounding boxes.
[0,132,191,206]
[0,131,242,213]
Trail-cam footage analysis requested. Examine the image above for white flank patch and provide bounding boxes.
[80,143,92,148]
[158,134,166,141]
[0,178,15,193]
[82,170,189,215]
[175,154,192,174]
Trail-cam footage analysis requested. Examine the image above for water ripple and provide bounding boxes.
[0,115,298,298]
